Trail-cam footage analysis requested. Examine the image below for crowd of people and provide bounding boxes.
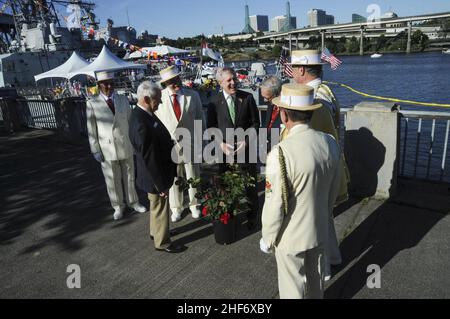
[85,49,350,299]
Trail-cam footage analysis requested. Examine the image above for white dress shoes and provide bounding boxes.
[132,204,147,214]
[113,208,124,221]
[191,207,201,219]
[171,211,182,223]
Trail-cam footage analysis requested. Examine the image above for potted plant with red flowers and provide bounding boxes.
[179,165,256,245]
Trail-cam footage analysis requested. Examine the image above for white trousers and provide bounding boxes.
[101,157,139,211]
[170,163,200,213]
[275,246,325,300]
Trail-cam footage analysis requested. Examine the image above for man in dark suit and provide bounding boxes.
[261,76,283,151]
[207,67,261,230]
[129,81,186,254]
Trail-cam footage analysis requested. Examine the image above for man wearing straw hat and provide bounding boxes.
[289,49,350,280]
[260,84,341,299]
[156,66,204,223]
[86,71,147,221]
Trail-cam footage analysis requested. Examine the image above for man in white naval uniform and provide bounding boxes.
[260,84,341,299]
[289,50,350,280]
[86,71,147,221]
[155,66,204,223]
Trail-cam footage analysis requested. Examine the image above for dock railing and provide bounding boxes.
[258,106,450,184]
[0,97,88,142]
[341,108,449,183]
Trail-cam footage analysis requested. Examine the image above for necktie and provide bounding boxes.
[106,98,115,115]
[268,105,280,129]
[227,95,236,125]
[172,94,182,122]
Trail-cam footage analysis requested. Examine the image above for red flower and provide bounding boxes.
[202,206,209,217]
[220,212,232,225]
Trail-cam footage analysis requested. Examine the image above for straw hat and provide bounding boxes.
[272,84,322,111]
[159,65,181,83]
[96,71,115,82]
[289,50,326,66]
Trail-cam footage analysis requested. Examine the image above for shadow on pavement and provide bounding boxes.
[325,184,448,299]
[0,131,119,253]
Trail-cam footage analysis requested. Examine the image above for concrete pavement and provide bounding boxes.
[0,130,449,299]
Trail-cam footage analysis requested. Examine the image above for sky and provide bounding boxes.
[85,0,450,39]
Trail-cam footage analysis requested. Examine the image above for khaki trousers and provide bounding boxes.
[275,246,325,299]
[101,158,138,211]
[148,194,171,250]
[169,163,200,213]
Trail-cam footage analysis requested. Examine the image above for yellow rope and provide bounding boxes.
[323,81,450,109]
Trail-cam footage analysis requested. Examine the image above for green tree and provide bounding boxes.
[375,34,387,52]
[272,45,282,57]
[307,36,320,49]
[411,30,429,51]
[325,36,337,54]
[347,36,359,53]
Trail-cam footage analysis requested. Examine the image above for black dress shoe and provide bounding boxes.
[155,244,187,254]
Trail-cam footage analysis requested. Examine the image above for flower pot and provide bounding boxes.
[213,218,237,245]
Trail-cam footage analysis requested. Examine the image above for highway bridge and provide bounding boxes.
[255,11,450,55]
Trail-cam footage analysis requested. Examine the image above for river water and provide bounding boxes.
[230,52,450,183]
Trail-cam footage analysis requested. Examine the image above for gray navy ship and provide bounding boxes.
[0,0,144,89]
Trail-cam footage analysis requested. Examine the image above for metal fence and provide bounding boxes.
[17,99,58,130]
[257,106,450,183]
[0,97,88,140]
[399,111,450,183]
[339,108,450,183]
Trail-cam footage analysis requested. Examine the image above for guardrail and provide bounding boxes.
[341,108,450,183]
[17,99,58,130]
[258,106,450,183]
[0,97,88,142]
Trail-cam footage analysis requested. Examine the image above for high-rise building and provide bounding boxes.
[250,15,269,32]
[326,15,335,25]
[308,9,335,27]
[271,16,297,32]
[352,14,367,23]
[280,1,296,32]
[242,5,256,34]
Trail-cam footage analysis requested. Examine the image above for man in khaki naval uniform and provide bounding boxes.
[155,66,204,223]
[289,50,350,278]
[261,84,341,299]
[86,71,147,221]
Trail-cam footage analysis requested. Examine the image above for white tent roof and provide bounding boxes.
[68,45,146,79]
[126,45,191,59]
[34,51,90,82]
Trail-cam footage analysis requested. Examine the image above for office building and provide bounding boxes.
[308,9,335,27]
[250,15,269,32]
[271,16,297,32]
[352,14,367,23]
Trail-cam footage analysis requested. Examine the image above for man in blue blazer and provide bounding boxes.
[129,81,186,254]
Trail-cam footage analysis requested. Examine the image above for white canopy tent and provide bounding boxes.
[68,45,146,79]
[34,51,90,82]
[126,45,191,59]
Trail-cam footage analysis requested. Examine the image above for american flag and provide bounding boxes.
[321,47,343,70]
[278,49,294,78]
